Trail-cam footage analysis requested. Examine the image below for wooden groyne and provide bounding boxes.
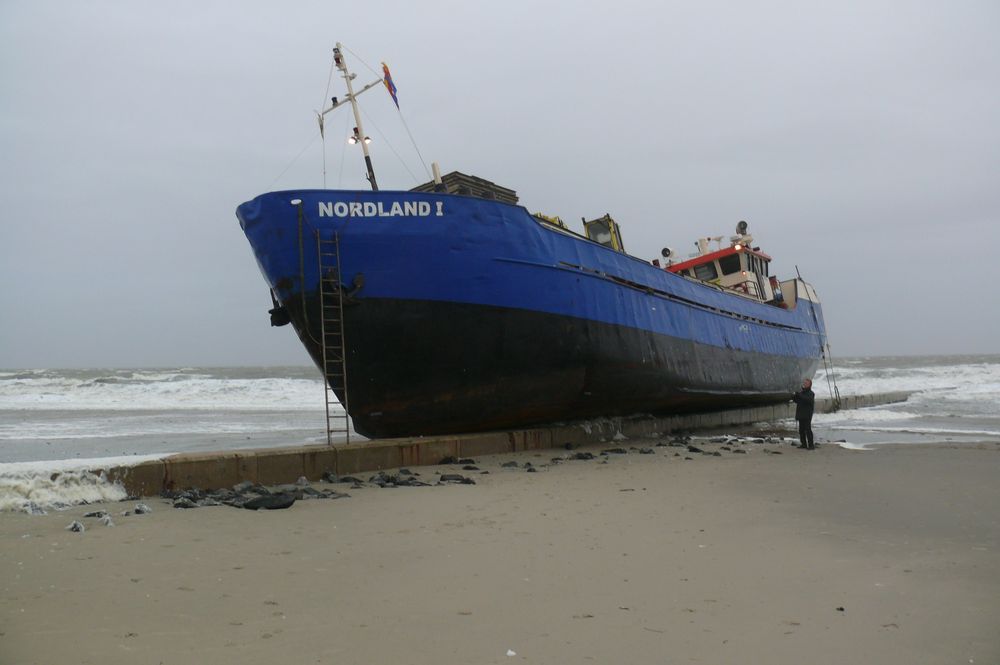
[103,391,911,497]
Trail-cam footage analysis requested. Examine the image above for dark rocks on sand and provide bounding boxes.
[438,474,475,485]
[66,520,85,532]
[458,458,476,465]
[83,510,108,518]
[337,476,365,485]
[243,493,297,511]
[732,449,748,454]
[368,471,431,488]
[638,448,655,455]
[438,456,459,465]
[571,452,595,460]
[462,465,480,471]
[602,448,628,455]
[173,497,198,509]
[501,461,520,468]
[134,503,152,514]
[686,445,703,454]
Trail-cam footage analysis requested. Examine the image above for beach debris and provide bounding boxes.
[334,476,364,485]
[243,493,297,510]
[134,503,152,514]
[321,471,339,483]
[66,520,85,532]
[612,432,627,441]
[438,474,475,485]
[506,649,517,657]
[100,514,115,527]
[233,480,255,493]
[83,510,108,518]
[295,476,309,486]
[24,501,47,515]
[368,471,431,488]
[173,497,198,509]
[836,606,845,612]
[243,492,298,510]
[398,468,414,476]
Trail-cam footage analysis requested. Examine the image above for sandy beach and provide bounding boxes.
[2,438,998,665]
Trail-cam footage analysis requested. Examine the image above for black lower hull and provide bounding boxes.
[282,296,817,439]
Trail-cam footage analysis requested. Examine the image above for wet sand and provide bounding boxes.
[2,439,998,664]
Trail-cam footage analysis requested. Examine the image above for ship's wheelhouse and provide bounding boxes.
[666,241,786,305]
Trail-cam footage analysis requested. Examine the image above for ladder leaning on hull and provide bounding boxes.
[316,232,350,445]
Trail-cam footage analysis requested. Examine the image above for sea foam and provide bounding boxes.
[0,455,163,513]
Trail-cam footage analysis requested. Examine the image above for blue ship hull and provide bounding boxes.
[237,190,826,438]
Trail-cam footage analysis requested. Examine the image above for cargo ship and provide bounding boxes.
[236,45,828,440]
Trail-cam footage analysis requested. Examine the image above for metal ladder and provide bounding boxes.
[316,232,350,445]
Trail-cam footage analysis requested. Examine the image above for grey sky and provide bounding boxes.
[1,0,997,368]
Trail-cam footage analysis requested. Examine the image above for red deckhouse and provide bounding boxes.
[662,222,787,306]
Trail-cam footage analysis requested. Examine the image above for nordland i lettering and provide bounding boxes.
[318,200,444,218]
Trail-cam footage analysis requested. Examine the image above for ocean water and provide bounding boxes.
[809,354,1000,447]
[1,357,997,512]
[0,367,337,465]
[1,356,998,466]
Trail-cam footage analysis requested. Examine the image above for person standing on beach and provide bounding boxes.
[792,379,816,450]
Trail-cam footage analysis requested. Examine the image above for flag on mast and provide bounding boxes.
[382,62,399,109]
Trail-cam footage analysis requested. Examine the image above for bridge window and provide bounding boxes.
[694,262,718,280]
[719,254,742,275]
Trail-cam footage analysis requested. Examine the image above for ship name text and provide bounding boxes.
[318,201,444,218]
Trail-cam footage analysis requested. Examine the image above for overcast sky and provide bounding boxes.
[1,0,997,368]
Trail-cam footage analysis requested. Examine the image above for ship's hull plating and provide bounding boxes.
[287,296,818,438]
[238,189,827,439]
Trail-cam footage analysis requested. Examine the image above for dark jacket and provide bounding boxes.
[792,388,815,421]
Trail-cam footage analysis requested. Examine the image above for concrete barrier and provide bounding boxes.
[101,391,911,497]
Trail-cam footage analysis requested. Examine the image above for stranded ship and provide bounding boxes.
[236,45,828,440]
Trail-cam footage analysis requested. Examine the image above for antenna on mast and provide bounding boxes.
[317,44,381,191]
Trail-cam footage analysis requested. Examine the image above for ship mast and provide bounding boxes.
[318,44,381,191]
